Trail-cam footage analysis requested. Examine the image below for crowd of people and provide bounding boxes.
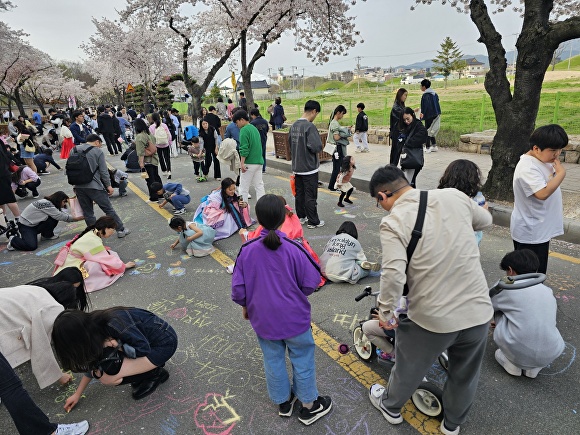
[0,91,570,434]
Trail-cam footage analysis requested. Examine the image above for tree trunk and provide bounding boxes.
[13,87,26,117]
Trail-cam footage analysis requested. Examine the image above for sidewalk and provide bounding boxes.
[263,135,580,244]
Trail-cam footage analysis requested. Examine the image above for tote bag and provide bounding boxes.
[68,196,84,218]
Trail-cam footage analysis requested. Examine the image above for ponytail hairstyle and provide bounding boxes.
[151,112,161,128]
[255,194,286,250]
[73,215,117,244]
[27,267,90,311]
[329,104,347,126]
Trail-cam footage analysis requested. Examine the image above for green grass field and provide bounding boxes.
[554,55,580,70]
[256,77,580,147]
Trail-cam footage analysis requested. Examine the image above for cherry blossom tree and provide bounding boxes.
[120,0,363,115]
[413,0,580,200]
[83,16,179,110]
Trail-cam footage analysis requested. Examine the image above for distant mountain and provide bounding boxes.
[395,54,488,71]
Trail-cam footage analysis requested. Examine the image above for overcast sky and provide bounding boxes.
[6,0,524,79]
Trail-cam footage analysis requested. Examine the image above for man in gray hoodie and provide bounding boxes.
[290,100,324,229]
[68,134,130,238]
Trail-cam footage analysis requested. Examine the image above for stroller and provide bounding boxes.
[0,209,19,240]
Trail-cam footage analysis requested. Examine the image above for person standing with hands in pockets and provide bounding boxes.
[511,124,568,274]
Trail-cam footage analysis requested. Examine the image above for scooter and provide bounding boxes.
[352,286,448,419]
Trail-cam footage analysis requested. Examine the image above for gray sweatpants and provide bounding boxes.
[382,318,488,429]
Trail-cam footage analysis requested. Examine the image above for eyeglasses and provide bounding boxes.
[376,185,409,208]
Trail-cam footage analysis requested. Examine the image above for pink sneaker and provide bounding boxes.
[378,351,395,362]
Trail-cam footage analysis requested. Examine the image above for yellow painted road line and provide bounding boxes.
[127,175,435,433]
[550,251,580,264]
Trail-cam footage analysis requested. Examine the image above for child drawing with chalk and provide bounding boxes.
[231,194,332,426]
[168,216,216,257]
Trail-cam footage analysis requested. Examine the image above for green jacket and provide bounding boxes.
[135,131,159,166]
[239,123,264,165]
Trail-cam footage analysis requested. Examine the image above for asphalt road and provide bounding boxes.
[1,152,579,434]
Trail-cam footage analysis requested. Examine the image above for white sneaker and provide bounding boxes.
[117,228,131,238]
[55,420,90,435]
[226,264,235,274]
[307,220,325,229]
[368,384,403,425]
[431,146,438,152]
[423,147,431,154]
[6,235,15,251]
[173,208,186,215]
[495,349,522,376]
[523,367,542,378]
[247,193,252,199]
[361,148,370,153]
[299,217,308,225]
[441,419,460,435]
[355,147,362,153]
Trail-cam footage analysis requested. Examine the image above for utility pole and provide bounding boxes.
[278,67,284,90]
[568,42,573,71]
[302,68,305,95]
[291,66,296,92]
[355,56,362,94]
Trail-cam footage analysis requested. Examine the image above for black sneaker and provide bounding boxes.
[278,392,297,417]
[298,396,332,425]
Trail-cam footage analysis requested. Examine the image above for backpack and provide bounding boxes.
[184,125,199,141]
[66,146,98,185]
[154,124,168,144]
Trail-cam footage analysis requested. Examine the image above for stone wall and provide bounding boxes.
[459,130,580,163]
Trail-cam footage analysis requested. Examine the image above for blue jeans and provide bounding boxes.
[256,328,318,405]
[75,187,125,231]
[118,178,128,196]
[0,351,57,434]
[169,194,190,210]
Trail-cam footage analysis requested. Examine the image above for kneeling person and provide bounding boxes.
[151,181,191,215]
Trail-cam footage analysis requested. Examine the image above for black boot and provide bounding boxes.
[131,367,169,400]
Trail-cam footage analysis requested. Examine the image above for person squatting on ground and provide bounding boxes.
[367,165,493,435]
[290,100,324,229]
[150,181,191,215]
[53,216,136,293]
[168,215,216,257]
[320,221,380,284]
[52,307,178,410]
[335,155,356,207]
[107,167,129,197]
[34,148,62,174]
[12,164,41,198]
[231,194,332,426]
[511,124,568,274]
[354,102,369,153]
[7,191,84,251]
[491,249,565,378]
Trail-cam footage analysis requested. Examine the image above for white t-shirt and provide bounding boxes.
[511,154,563,243]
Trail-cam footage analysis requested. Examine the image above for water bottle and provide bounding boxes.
[474,191,485,206]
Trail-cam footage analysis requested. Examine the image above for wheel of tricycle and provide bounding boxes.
[411,382,444,419]
[438,352,449,372]
[352,325,375,361]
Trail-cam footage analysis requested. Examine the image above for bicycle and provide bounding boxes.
[352,286,448,419]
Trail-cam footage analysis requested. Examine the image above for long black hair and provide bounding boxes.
[336,221,358,239]
[328,105,347,126]
[27,267,90,311]
[133,118,149,134]
[255,194,286,250]
[340,155,355,174]
[398,107,418,131]
[45,191,69,210]
[220,178,238,212]
[52,308,126,372]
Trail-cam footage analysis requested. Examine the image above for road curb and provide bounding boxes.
[267,158,580,245]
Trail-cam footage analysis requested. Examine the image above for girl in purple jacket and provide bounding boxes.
[231,194,332,426]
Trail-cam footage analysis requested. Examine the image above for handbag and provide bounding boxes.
[323,142,336,155]
[400,146,424,170]
[93,346,124,378]
[68,196,84,218]
[24,141,36,153]
[290,174,296,197]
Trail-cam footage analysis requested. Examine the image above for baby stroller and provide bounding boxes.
[0,209,19,240]
[352,286,448,419]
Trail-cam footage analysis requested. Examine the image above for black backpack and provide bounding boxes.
[66,146,98,185]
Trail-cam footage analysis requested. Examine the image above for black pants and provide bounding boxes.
[24,179,41,197]
[389,134,402,166]
[103,132,120,154]
[202,150,221,178]
[0,351,58,434]
[157,147,171,172]
[513,240,550,274]
[193,161,202,175]
[338,188,353,204]
[424,118,437,148]
[328,145,345,190]
[295,173,321,225]
[10,217,58,251]
[144,164,162,201]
